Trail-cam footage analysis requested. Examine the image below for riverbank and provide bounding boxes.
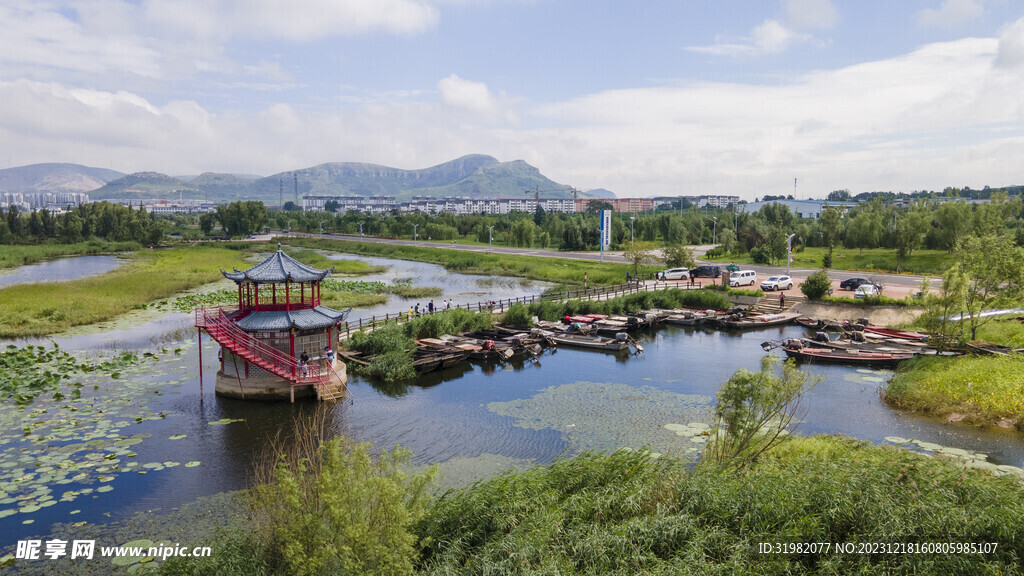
[0,240,142,269]
[159,434,1024,576]
[0,244,252,338]
[280,237,652,287]
[883,319,1024,428]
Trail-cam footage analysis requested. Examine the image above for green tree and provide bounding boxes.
[621,239,659,276]
[703,357,816,469]
[662,244,695,269]
[954,235,1024,340]
[820,205,842,267]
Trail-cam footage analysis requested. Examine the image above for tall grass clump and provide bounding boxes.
[346,323,416,381]
[403,308,494,339]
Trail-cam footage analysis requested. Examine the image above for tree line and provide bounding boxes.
[0,202,164,245]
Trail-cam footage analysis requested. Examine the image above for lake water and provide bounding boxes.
[3,252,1023,547]
[0,255,125,288]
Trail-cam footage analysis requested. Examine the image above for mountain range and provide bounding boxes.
[1,155,616,203]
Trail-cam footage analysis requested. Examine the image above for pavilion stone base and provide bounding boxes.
[213,360,348,401]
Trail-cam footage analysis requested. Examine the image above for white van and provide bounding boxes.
[729,270,757,287]
[659,268,690,281]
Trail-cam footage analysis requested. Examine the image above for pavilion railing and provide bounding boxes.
[195,306,325,386]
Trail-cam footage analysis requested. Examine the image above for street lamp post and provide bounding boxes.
[488,225,495,252]
[706,216,718,245]
[358,222,363,237]
[318,221,323,235]
[630,216,636,241]
[413,224,419,243]
[786,234,796,277]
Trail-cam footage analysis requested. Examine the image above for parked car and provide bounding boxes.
[729,270,757,287]
[690,265,722,278]
[760,275,793,291]
[659,268,690,280]
[839,277,871,290]
[854,284,880,299]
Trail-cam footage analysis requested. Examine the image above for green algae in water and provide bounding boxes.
[488,381,712,456]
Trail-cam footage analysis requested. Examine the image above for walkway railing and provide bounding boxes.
[339,278,704,340]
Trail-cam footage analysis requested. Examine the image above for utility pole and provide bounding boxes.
[706,216,717,244]
[786,234,796,277]
[279,178,283,207]
[630,216,636,241]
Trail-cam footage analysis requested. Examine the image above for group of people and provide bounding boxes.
[408,298,456,319]
[297,344,335,378]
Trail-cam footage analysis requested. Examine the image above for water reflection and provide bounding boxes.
[0,255,125,287]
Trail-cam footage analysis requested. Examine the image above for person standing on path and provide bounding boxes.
[780,292,785,310]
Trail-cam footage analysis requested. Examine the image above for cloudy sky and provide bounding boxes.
[2,0,1023,199]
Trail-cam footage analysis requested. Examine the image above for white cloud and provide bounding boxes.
[438,74,520,124]
[917,0,986,28]
[784,0,839,30]
[994,18,1024,69]
[687,0,835,57]
[0,36,1022,198]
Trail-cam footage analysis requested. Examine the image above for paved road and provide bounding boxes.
[283,232,932,294]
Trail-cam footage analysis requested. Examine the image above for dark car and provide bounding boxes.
[690,265,722,278]
[839,277,871,290]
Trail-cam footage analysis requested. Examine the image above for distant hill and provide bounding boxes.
[0,163,123,194]
[90,172,202,201]
[583,188,617,199]
[7,156,579,203]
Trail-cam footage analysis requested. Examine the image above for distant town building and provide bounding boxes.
[744,198,858,219]
[304,195,579,215]
[574,198,654,213]
[693,195,740,209]
[0,192,89,211]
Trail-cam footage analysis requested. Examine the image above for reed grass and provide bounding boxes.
[416,435,1024,575]
[0,245,250,338]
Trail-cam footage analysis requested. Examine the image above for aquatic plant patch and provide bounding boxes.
[0,343,137,404]
[0,343,201,529]
[488,381,712,456]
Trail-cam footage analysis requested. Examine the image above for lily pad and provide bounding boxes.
[207,418,245,426]
[168,434,186,440]
[96,485,114,493]
[185,461,201,468]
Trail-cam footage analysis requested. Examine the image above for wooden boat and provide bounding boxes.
[412,348,470,373]
[781,343,913,368]
[545,332,631,352]
[862,325,928,341]
[718,311,801,330]
[966,340,1024,357]
[663,310,720,327]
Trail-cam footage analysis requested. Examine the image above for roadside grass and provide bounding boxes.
[0,240,142,269]
[0,244,251,338]
[279,237,655,286]
[884,355,1024,427]
[706,246,954,275]
[415,435,1024,575]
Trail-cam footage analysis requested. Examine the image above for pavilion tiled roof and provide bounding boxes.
[222,244,333,284]
[234,306,352,332]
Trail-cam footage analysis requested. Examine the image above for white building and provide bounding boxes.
[743,199,858,219]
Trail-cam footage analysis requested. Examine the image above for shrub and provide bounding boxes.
[822,251,833,269]
[800,269,831,300]
[346,323,410,356]
[500,303,534,327]
[703,357,816,469]
[251,433,436,576]
[750,245,771,265]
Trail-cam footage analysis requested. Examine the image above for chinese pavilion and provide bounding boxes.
[194,244,351,402]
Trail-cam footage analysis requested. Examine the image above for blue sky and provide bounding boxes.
[1,0,1023,199]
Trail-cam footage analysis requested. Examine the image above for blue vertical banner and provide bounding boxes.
[600,209,611,252]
